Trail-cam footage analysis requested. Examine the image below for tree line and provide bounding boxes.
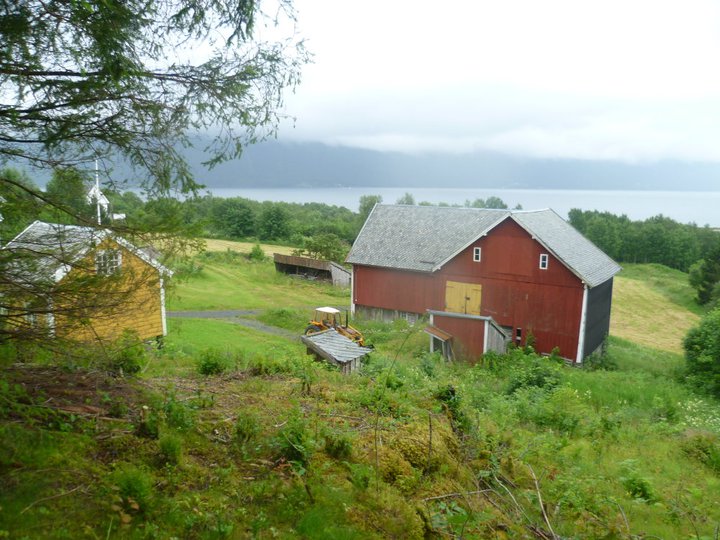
[5,172,719,306]
[2,178,522,262]
[568,209,720,307]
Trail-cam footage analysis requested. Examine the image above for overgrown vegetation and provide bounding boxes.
[684,306,720,398]
[1,253,719,538]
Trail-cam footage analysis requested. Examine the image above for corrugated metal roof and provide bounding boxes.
[2,220,171,283]
[301,329,373,364]
[424,325,453,342]
[346,205,620,287]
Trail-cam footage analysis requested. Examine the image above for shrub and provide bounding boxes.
[532,386,587,435]
[506,358,562,394]
[234,411,261,446]
[435,384,471,433]
[681,431,720,474]
[113,466,153,512]
[108,329,146,375]
[171,257,204,279]
[158,433,183,465]
[197,349,232,376]
[246,353,292,376]
[163,395,195,430]
[418,351,442,377]
[346,463,372,490]
[619,460,658,503]
[324,431,353,460]
[248,243,266,262]
[275,413,314,466]
[134,406,160,439]
[684,307,720,397]
[583,339,617,371]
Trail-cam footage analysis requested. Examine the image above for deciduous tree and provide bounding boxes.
[684,307,720,398]
[358,195,382,223]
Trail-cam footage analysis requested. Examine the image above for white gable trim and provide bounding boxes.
[4,220,42,248]
[160,277,168,336]
[350,266,356,315]
[576,285,589,363]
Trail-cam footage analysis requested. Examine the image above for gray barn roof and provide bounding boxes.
[346,205,621,288]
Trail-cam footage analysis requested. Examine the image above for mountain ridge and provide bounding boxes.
[188,140,720,191]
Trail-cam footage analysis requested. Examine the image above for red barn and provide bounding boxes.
[347,205,621,363]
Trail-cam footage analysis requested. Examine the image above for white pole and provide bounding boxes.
[95,159,101,225]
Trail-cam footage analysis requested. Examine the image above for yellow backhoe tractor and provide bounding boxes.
[305,307,366,346]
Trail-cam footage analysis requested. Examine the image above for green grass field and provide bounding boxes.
[2,258,719,539]
[202,238,296,256]
[167,253,348,311]
[612,263,703,353]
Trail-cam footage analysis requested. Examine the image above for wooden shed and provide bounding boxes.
[301,328,373,374]
[2,221,172,344]
[273,253,351,287]
[347,206,621,363]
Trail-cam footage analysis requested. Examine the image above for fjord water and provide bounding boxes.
[210,187,720,227]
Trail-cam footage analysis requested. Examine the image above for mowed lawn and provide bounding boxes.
[203,238,295,256]
[167,257,348,311]
[611,263,701,353]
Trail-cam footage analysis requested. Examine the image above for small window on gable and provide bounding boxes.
[96,249,122,275]
[473,247,482,262]
[539,253,549,270]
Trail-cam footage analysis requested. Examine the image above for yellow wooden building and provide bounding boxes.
[3,221,172,343]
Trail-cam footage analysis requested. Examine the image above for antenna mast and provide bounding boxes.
[95,159,101,225]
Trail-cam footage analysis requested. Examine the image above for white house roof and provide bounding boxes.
[346,205,621,288]
[2,221,172,283]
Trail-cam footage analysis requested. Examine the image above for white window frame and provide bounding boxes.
[539,253,549,270]
[473,247,482,262]
[96,249,122,275]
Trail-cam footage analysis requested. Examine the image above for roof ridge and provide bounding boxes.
[379,204,512,212]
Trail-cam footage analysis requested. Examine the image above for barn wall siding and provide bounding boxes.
[353,217,592,359]
[582,278,614,358]
[353,266,440,314]
[431,314,486,361]
[441,219,581,289]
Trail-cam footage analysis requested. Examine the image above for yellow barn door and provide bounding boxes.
[445,280,482,315]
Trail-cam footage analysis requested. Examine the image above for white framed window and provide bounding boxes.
[539,253,549,270]
[96,249,122,275]
[473,247,482,262]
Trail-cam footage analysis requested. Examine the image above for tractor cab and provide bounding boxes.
[311,306,341,328]
[305,306,366,346]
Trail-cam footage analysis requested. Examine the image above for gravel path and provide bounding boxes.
[167,309,299,340]
[168,309,261,318]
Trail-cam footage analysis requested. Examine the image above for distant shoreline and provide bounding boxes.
[205,187,720,227]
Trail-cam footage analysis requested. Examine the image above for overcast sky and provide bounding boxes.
[274,0,720,163]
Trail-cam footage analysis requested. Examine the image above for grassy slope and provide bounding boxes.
[2,261,720,539]
[167,256,348,311]
[611,263,702,353]
[203,238,296,256]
